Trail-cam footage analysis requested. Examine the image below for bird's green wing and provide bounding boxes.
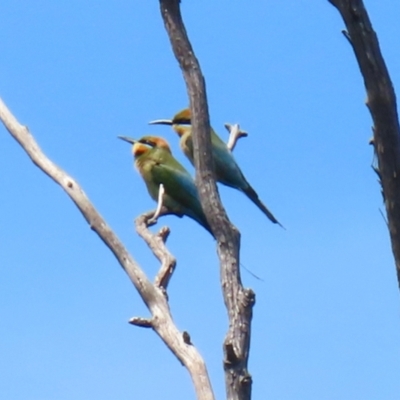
[149,151,204,215]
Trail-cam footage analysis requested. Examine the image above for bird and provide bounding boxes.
[118,135,214,236]
[149,108,283,227]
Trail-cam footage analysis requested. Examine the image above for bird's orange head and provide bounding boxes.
[148,108,191,128]
[119,135,171,157]
[172,108,192,125]
[138,136,172,153]
[131,142,150,158]
[118,136,146,157]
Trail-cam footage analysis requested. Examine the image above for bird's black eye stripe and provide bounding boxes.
[139,139,156,147]
[172,118,191,125]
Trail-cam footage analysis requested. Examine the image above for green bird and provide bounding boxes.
[149,108,282,227]
[118,135,213,236]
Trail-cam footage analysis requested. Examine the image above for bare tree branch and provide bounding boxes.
[225,123,248,152]
[328,0,400,288]
[135,210,176,290]
[158,1,254,399]
[0,97,214,400]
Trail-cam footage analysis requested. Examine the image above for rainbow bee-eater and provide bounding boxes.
[149,109,282,227]
[118,135,213,236]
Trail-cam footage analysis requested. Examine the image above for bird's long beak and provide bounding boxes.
[118,135,137,144]
[148,119,173,126]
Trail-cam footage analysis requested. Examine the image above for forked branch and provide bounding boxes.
[225,123,248,152]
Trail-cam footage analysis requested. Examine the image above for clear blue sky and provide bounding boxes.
[1,1,400,399]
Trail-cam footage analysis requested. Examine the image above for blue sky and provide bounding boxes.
[1,1,400,399]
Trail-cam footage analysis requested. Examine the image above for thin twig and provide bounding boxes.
[135,209,177,290]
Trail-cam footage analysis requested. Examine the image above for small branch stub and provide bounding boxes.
[182,331,192,345]
[129,317,153,328]
[157,226,171,242]
[224,342,239,365]
[240,374,253,388]
[225,123,248,152]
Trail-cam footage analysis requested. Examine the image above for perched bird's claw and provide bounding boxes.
[148,184,165,224]
[225,123,248,152]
